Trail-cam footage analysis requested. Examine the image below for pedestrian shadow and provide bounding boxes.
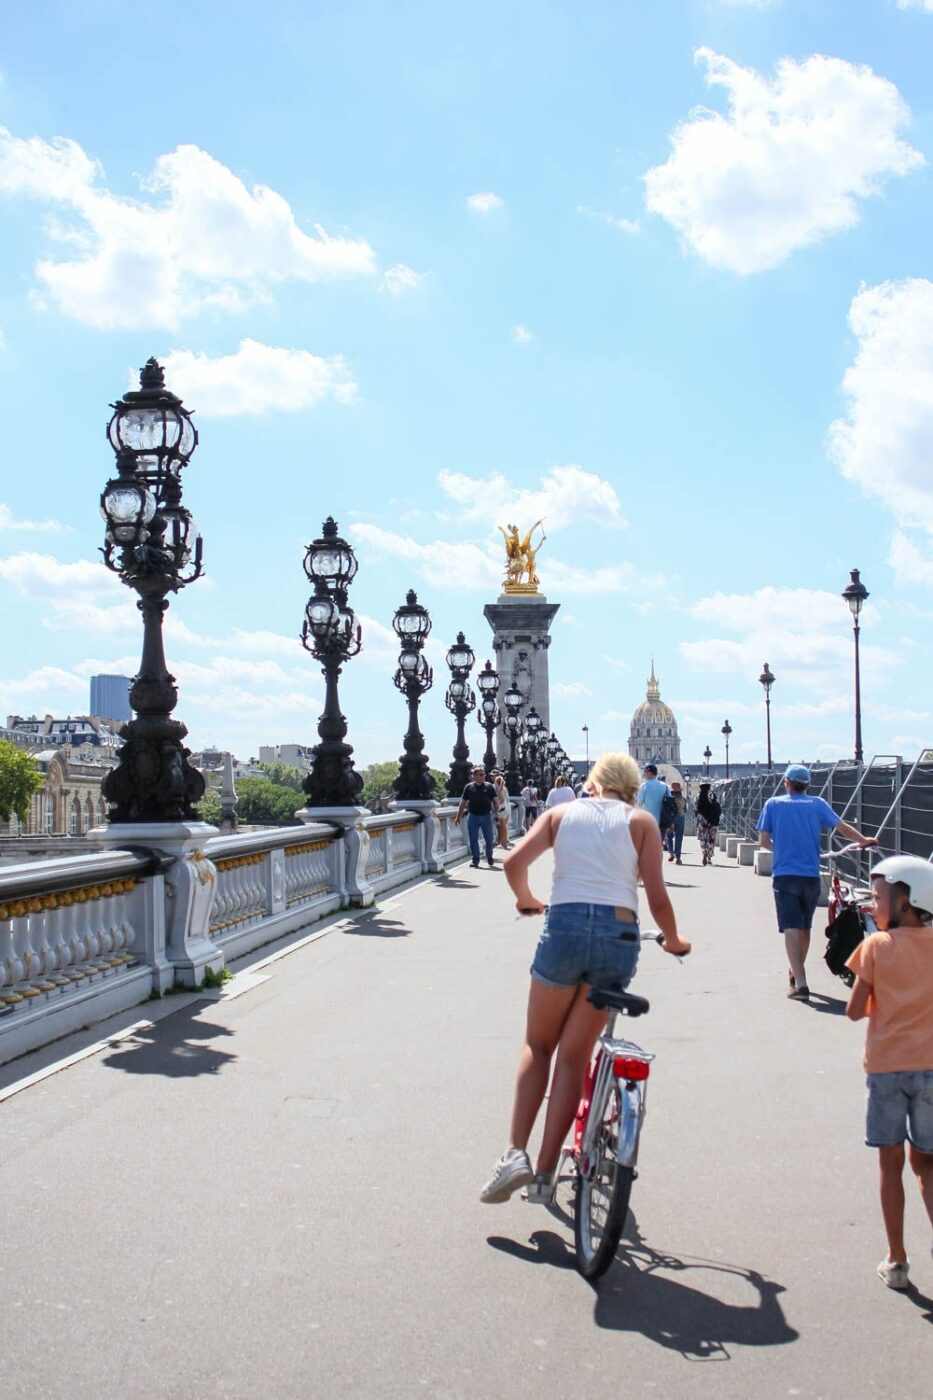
[101,1006,237,1078]
[903,1283,933,1324]
[486,1229,576,1270]
[806,991,848,1016]
[342,913,410,938]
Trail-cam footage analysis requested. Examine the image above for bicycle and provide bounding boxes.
[559,930,679,1280]
[821,841,877,988]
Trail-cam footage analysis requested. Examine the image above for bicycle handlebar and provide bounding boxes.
[821,842,874,863]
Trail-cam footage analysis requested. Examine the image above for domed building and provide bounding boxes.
[628,662,682,768]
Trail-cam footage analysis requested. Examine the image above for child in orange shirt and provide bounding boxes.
[846,857,933,1290]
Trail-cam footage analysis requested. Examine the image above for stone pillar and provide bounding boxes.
[483,594,559,767]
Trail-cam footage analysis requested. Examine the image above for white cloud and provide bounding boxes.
[159,339,357,416]
[467,192,503,214]
[890,531,933,587]
[897,1,933,10]
[0,551,115,597]
[0,503,67,533]
[577,206,640,235]
[0,129,376,329]
[512,324,533,344]
[644,49,923,274]
[380,263,426,295]
[553,682,592,701]
[350,523,501,591]
[437,464,626,532]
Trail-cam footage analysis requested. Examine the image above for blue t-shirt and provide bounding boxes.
[637,778,670,824]
[756,793,840,877]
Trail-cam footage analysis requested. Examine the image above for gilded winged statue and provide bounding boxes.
[497,520,546,591]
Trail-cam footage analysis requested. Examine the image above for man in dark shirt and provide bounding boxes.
[455,764,498,868]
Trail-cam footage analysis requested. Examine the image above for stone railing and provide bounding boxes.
[0,802,472,1068]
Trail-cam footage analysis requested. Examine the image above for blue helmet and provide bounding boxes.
[784,764,811,784]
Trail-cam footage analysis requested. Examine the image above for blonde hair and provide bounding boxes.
[586,752,639,803]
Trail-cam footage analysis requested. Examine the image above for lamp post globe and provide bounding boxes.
[300,519,363,809]
[721,720,733,779]
[99,360,205,824]
[393,591,434,800]
[758,662,775,771]
[703,745,712,777]
[842,568,869,765]
[445,631,476,797]
[502,682,524,796]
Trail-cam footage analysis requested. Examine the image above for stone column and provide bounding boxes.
[483,594,559,767]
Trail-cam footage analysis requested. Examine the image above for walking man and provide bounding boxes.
[665,780,687,865]
[455,764,498,868]
[636,763,670,826]
[757,764,877,1000]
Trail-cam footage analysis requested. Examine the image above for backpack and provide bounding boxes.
[659,792,678,829]
[707,796,721,825]
[824,905,865,987]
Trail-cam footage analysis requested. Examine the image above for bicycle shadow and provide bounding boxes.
[805,991,848,1016]
[101,1006,237,1078]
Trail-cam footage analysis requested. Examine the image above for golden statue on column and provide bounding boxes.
[498,520,546,594]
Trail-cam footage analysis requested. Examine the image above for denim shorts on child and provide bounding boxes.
[772,875,822,932]
[530,902,640,990]
[865,1070,933,1152]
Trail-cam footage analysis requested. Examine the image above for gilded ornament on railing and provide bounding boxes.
[285,839,330,857]
[497,521,546,594]
[0,878,137,923]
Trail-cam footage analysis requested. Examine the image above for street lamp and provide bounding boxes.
[445,631,475,797]
[523,707,543,787]
[546,732,560,791]
[759,662,775,771]
[99,358,205,822]
[393,590,434,800]
[842,568,869,766]
[476,660,500,773]
[703,745,712,777]
[582,724,590,766]
[721,720,732,779]
[502,682,524,796]
[300,518,363,807]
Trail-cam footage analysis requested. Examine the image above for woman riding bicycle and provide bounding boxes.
[480,752,690,1205]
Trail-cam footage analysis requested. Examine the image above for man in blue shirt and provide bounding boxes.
[636,763,670,826]
[757,764,877,1000]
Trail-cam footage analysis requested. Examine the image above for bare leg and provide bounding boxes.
[879,1144,907,1262]
[784,928,807,985]
[908,1143,933,1232]
[508,980,578,1151]
[535,987,608,1174]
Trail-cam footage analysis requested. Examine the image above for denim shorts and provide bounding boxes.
[772,876,822,932]
[530,902,640,991]
[865,1071,933,1152]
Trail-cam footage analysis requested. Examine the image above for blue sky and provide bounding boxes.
[1,0,932,773]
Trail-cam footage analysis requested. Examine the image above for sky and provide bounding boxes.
[0,0,932,775]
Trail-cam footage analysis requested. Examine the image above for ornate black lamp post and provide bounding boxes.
[759,662,775,770]
[99,358,204,823]
[502,681,523,796]
[476,660,500,773]
[582,724,590,766]
[300,518,363,807]
[721,720,732,779]
[522,707,543,785]
[842,568,869,765]
[703,745,712,777]
[393,591,434,799]
[445,632,475,797]
[546,732,560,790]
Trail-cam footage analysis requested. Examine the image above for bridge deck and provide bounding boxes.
[1,840,930,1399]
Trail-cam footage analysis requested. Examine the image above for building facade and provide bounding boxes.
[628,663,682,768]
[90,674,132,723]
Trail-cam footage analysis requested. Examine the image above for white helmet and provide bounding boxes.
[872,856,933,918]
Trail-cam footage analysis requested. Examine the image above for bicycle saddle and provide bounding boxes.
[588,988,650,1017]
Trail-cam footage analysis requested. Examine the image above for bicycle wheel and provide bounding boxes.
[574,1081,635,1280]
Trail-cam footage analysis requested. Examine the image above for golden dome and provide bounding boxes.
[631,660,676,726]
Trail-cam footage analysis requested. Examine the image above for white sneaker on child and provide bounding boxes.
[480,1148,533,1203]
[877,1258,910,1290]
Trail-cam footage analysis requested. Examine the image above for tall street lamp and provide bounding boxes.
[99,358,204,822]
[582,723,590,766]
[721,720,732,779]
[524,706,543,787]
[842,568,869,766]
[502,681,524,796]
[393,591,434,799]
[476,660,500,773]
[445,631,475,797]
[703,745,712,777]
[300,518,363,807]
[759,662,775,771]
[546,732,560,791]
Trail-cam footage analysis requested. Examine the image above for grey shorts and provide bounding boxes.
[866,1071,933,1152]
[772,876,822,932]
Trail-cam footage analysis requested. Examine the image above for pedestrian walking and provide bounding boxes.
[695,782,720,866]
[636,763,670,827]
[454,764,498,868]
[757,764,876,1000]
[479,753,691,1206]
[544,775,575,809]
[521,781,539,831]
[845,857,933,1291]
[664,781,687,864]
[493,771,512,850]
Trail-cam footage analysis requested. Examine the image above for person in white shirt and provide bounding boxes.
[544,776,575,809]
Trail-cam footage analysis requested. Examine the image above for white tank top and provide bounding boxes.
[549,799,640,910]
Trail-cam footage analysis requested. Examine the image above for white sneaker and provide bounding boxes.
[480,1148,534,1203]
[523,1171,556,1205]
[877,1258,910,1290]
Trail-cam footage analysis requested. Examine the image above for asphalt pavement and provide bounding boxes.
[1,837,931,1399]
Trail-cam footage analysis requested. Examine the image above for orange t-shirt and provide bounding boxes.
[847,928,933,1073]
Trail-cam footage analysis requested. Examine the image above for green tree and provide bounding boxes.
[258,761,306,793]
[234,777,303,826]
[0,739,44,823]
[196,788,223,825]
[359,761,445,808]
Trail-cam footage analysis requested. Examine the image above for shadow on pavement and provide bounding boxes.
[343,914,410,938]
[806,991,848,1016]
[101,1006,236,1078]
[903,1284,933,1324]
[486,1229,576,1270]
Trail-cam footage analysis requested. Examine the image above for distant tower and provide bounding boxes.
[90,674,132,724]
[628,661,681,767]
[484,523,558,766]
